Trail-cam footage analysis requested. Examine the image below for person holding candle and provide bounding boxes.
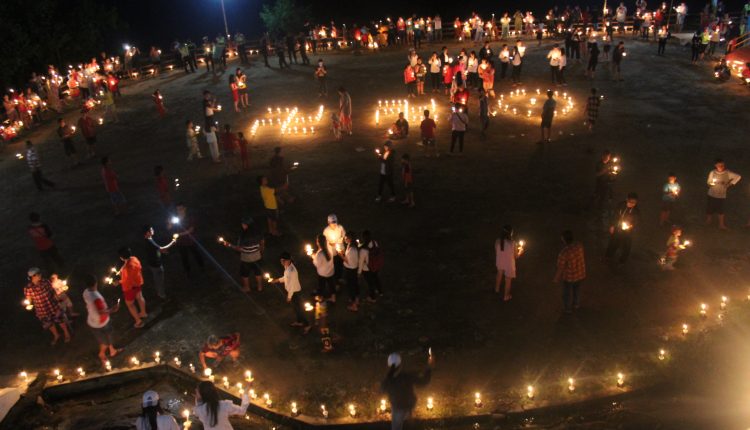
[404,63,417,98]
[706,159,741,230]
[169,203,205,274]
[376,142,398,201]
[144,226,176,299]
[479,59,496,97]
[77,109,97,158]
[494,225,524,301]
[311,234,336,302]
[228,75,239,113]
[152,89,166,118]
[186,120,203,161]
[510,44,523,85]
[605,192,640,263]
[586,42,600,79]
[205,124,221,163]
[554,230,586,314]
[498,44,510,79]
[135,390,180,430]
[202,91,216,130]
[26,139,56,191]
[661,225,687,270]
[193,381,249,429]
[428,52,442,92]
[57,118,80,167]
[270,252,311,331]
[547,44,562,84]
[323,214,346,281]
[116,247,147,328]
[314,59,328,97]
[381,352,433,430]
[235,68,249,109]
[359,230,384,302]
[258,176,281,237]
[420,110,438,158]
[220,217,265,292]
[338,87,352,136]
[448,104,469,154]
[82,274,122,367]
[593,150,617,216]
[539,90,556,144]
[198,334,241,370]
[339,232,361,311]
[50,273,77,318]
[659,174,681,226]
[478,88,490,138]
[269,146,295,206]
[24,267,71,345]
[389,112,409,139]
[611,41,625,81]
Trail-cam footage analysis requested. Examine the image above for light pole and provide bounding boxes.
[220,0,229,37]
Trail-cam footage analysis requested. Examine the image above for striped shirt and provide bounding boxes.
[26,147,41,170]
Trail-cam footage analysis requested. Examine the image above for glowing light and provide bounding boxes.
[426,397,434,411]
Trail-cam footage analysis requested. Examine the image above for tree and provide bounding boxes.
[259,0,310,37]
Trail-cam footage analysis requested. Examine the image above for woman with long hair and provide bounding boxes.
[193,381,249,430]
[135,390,180,430]
[311,234,336,302]
[494,225,524,301]
[235,68,249,109]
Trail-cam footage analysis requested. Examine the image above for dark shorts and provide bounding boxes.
[90,320,114,345]
[541,116,553,128]
[240,260,262,277]
[85,136,96,145]
[266,208,279,220]
[706,196,724,215]
[63,140,76,156]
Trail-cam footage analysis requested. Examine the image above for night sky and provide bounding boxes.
[109,0,743,49]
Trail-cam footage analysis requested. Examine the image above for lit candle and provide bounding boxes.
[264,273,272,282]
[244,370,253,382]
[249,389,257,399]
[426,397,434,411]
[291,401,299,416]
[173,357,181,367]
[474,392,482,407]
[720,296,728,310]
[53,369,63,382]
[616,372,625,387]
[77,367,86,377]
[19,371,28,381]
[222,376,229,389]
[379,398,387,413]
[154,351,161,364]
[105,360,112,371]
[305,244,313,256]
[98,118,104,125]
[658,349,666,361]
[304,302,314,311]
[321,404,329,418]
[264,393,273,407]
[236,382,244,394]
[130,356,140,366]
[621,221,630,231]
[681,323,689,335]
[22,299,33,311]
[348,403,357,417]
[526,385,535,400]
[700,303,707,318]
[189,363,195,373]
[183,409,191,429]
[204,367,212,379]
[567,377,575,393]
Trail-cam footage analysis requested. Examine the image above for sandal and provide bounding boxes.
[134,321,145,328]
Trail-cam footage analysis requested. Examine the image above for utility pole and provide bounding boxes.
[220,0,229,37]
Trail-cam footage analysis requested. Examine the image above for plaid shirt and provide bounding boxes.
[555,242,586,282]
[24,279,63,321]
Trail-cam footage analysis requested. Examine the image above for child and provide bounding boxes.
[415,58,427,95]
[257,175,281,236]
[50,273,78,317]
[536,23,544,46]
[331,112,342,141]
[389,112,409,139]
[401,154,415,208]
[205,124,221,163]
[659,173,680,226]
[152,89,166,118]
[238,131,249,170]
[154,165,171,207]
[661,225,688,270]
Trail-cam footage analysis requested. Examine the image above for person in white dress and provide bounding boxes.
[494,225,524,301]
[193,381,249,430]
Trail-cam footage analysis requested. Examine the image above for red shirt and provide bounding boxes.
[454,88,470,105]
[420,118,436,138]
[156,176,169,203]
[221,131,238,152]
[102,167,119,192]
[78,116,96,138]
[107,77,119,93]
[28,223,54,250]
[404,66,416,84]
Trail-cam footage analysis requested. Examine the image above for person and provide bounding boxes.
[547,44,562,84]
[420,110,438,157]
[24,267,71,345]
[259,35,270,67]
[714,59,731,81]
[479,60,495,97]
[270,252,311,331]
[269,146,295,206]
[338,87,352,135]
[494,225,524,301]
[500,13,511,39]
[115,247,147,327]
[101,156,127,215]
[275,38,289,69]
[605,192,641,263]
[554,230,586,314]
[258,176,281,236]
[466,52,479,89]
[660,174,681,226]
[434,15,443,40]
[376,141,397,202]
[478,88,490,137]
[657,26,670,56]
[144,226,176,299]
[661,225,688,270]
[404,63,417,98]
[28,212,64,272]
[202,91,216,130]
[154,166,171,208]
[510,43,524,85]
[706,159,741,229]
[339,232,360,311]
[169,203,205,274]
[323,213,346,282]
[238,132,249,170]
[311,234,336,302]
[498,44,510,79]
[152,89,166,118]
[331,111,342,141]
[611,41,625,81]
[82,274,122,368]
[193,380,249,429]
[586,42,600,79]
[359,230,384,302]
[220,217,264,292]
[593,150,618,216]
[235,69,249,109]
[584,88,601,131]
[428,53,442,93]
[50,273,77,318]
[449,104,469,154]
[539,90,556,143]
[198,334,241,370]
[219,125,238,171]
[381,352,433,430]
[205,124,221,163]
[315,59,328,97]
[400,154,415,208]
[57,118,79,166]
[135,391,180,430]
[186,120,203,161]
[415,58,427,96]
[389,112,409,139]
[77,109,97,158]
[691,30,702,64]
[229,75,240,112]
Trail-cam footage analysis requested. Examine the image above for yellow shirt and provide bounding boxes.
[260,185,277,210]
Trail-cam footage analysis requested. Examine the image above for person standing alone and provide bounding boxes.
[553,230,586,314]
[25,141,55,191]
[706,159,741,230]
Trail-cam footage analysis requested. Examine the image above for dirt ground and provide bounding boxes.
[2,34,750,429]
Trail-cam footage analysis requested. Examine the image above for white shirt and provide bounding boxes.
[205,129,217,145]
[323,224,346,255]
[467,57,479,73]
[559,54,567,68]
[357,240,379,273]
[434,17,442,29]
[449,111,469,131]
[134,414,180,430]
[429,58,442,73]
[281,263,301,300]
[499,48,510,63]
[313,250,335,277]
[193,396,249,430]
[707,169,741,199]
[83,289,109,329]
[343,245,359,269]
[547,48,561,66]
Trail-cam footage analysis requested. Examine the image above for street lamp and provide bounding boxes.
[219,0,229,37]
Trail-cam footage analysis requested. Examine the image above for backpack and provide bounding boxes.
[368,240,384,272]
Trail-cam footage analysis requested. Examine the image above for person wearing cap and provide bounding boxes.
[311,234,336,302]
[220,217,265,292]
[270,251,311,332]
[82,274,122,368]
[193,380,249,429]
[135,390,180,430]
[199,333,241,370]
[381,352,433,430]
[77,108,97,159]
[323,214,346,282]
[116,247,147,328]
[143,226,176,299]
[376,141,397,202]
[24,267,71,345]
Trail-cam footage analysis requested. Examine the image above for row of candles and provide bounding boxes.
[375,99,438,126]
[18,292,739,421]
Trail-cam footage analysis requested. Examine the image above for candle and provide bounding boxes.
[19,371,28,381]
[173,357,181,367]
[720,296,728,310]
[77,367,86,377]
[621,221,630,231]
[681,323,689,335]
[222,376,229,389]
[526,385,535,400]
[236,382,243,394]
[154,351,161,364]
[249,389,257,399]
[22,299,33,311]
[426,397,434,411]
[567,378,575,393]
[617,372,625,387]
[105,360,112,371]
[264,393,273,407]
[304,302,314,311]
[291,401,299,416]
[474,392,482,407]
[53,369,62,382]
[305,244,313,256]
[189,363,195,373]
[700,303,707,318]
[658,349,666,361]
[98,118,104,125]
[244,370,253,382]
[131,356,140,366]
[321,404,329,418]
[182,409,191,429]
[348,403,357,417]
[264,273,272,282]
[204,368,212,379]
[379,398,387,413]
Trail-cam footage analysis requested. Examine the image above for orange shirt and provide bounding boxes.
[120,257,144,290]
